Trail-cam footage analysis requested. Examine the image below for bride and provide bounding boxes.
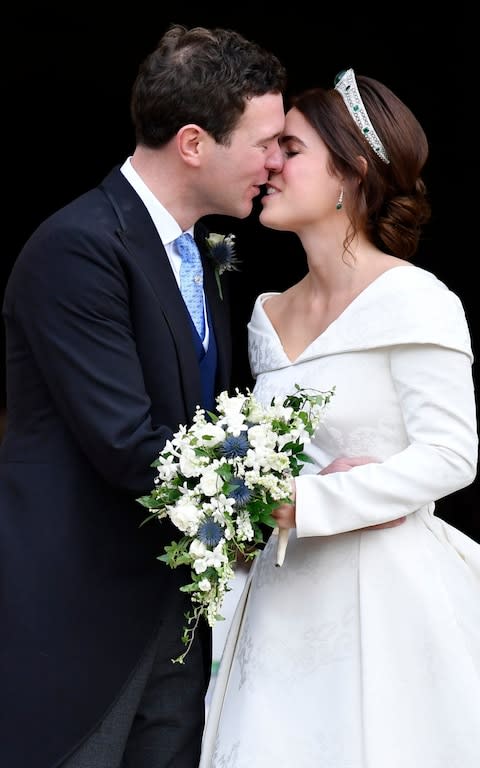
[200,70,480,768]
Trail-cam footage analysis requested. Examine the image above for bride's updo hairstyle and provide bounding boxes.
[291,70,431,260]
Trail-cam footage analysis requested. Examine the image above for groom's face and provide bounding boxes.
[202,93,285,219]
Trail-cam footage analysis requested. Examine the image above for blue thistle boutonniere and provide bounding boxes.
[205,232,241,300]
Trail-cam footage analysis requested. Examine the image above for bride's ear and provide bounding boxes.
[357,155,368,179]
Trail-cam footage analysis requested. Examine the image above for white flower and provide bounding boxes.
[244,399,265,424]
[193,422,226,448]
[235,511,254,541]
[199,466,222,497]
[178,446,204,478]
[247,423,277,450]
[190,539,208,558]
[267,401,294,422]
[259,449,290,473]
[216,390,249,436]
[206,542,229,569]
[169,501,203,535]
[156,454,179,482]
[198,578,211,592]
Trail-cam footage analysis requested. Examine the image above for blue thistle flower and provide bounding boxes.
[205,233,241,300]
[210,241,234,269]
[205,233,240,272]
[228,477,251,507]
[197,518,224,548]
[219,432,249,459]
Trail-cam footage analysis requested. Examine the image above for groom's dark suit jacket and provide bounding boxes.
[0,167,232,767]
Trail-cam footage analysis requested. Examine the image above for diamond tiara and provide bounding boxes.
[334,69,389,164]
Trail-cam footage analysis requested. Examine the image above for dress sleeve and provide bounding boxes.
[295,343,478,537]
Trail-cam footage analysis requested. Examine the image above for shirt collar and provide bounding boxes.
[120,158,194,244]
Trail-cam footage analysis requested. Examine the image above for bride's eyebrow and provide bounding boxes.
[279,134,307,147]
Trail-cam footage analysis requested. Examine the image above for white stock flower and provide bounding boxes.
[262,450,290,473]
[235,511,254,541]
[257,474,292,500]
[192,406,207,423]
[243,468,261,487]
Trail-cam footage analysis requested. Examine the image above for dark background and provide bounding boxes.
[4,5,477,539]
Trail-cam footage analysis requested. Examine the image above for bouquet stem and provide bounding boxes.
[274,527,290,567]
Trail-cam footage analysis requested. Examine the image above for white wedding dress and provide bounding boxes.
[200,266,480,768]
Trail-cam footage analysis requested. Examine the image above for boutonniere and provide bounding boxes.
[205,232,241,300]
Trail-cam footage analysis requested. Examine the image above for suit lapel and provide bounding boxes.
[100,169,202,417]
[99,169,231,416]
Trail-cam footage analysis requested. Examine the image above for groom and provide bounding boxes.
[0,24,286,768]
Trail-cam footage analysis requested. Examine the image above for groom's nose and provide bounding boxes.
[265,142,285,173]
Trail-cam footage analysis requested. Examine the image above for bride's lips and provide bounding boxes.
[261,184,280,203]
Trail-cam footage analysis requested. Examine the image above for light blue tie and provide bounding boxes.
[176,232,205,339]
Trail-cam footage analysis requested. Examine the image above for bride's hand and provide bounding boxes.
[320,455,406,529]
[319,455,378,474]
[272,501,295,530]
[272,481,296,567]
[274,455,406,567]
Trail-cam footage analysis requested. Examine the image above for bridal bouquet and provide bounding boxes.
[137,384,334,662]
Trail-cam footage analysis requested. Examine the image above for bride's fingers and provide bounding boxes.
[272,503,295,528]
[320,456,380,474]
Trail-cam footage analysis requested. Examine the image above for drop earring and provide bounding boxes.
[336,187,344,211]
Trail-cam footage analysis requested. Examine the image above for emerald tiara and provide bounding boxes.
[334,68,390,164]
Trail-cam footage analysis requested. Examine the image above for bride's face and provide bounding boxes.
[260,107,340,234]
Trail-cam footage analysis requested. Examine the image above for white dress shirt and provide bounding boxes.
[120,158,209,348]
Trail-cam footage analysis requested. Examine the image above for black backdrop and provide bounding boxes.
[4,5,477,539]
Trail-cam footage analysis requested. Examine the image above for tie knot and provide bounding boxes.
[176,233,200,265]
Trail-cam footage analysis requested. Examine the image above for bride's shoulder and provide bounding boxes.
[255,283,300,317]
[252,291,282,319]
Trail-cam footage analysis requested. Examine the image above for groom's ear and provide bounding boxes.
[176,124,207,167]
